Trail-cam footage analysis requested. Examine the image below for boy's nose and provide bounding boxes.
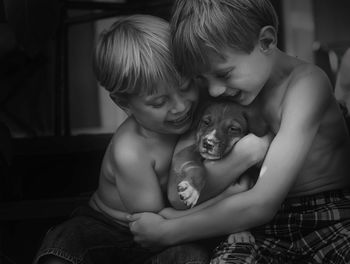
[171,94,186,113]
[208,81,226,97]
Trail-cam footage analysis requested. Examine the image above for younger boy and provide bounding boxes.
[126,1,350,263]
[33,14,266,264]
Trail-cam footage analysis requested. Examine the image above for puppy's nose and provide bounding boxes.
[203,138,215,151]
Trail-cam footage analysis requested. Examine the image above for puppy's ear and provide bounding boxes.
[244,110,268,137]
[191,100,213,130]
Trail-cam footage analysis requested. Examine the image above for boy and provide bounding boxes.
[33,14,266,264]
[125,1,350,263]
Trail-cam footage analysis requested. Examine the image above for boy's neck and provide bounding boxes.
[262,50,300,94]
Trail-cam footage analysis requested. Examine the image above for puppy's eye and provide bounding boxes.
[201,117,211,126]
[228,126,241,134]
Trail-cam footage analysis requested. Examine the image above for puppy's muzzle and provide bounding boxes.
[202,138,215,152]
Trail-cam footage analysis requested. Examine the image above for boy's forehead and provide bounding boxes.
[202,47,248,75]
[142,79,182,97]
[202,49,229,73]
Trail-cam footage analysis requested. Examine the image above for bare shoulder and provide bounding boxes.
[288,63,332,93]
[109,118,149,170]
[284,63,333,110]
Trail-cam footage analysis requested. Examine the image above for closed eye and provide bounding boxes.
[215,67,233,80]
[228,126,241,134]
[146,97,167,108]
[201,117,211,126]
[179,79,192,92]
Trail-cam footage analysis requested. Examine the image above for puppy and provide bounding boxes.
[168,99,268,208]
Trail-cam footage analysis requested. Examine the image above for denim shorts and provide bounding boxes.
[33,205,217,264]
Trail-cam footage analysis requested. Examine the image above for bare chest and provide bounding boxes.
[261,102,281,134]
[257,81,289,134]
[149,142,176,191]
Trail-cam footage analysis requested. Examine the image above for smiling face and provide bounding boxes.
[201,45,273,106]
[127,79,199,136]
[196,101,249,160]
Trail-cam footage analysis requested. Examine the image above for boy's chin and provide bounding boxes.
[172,124,192,134]
[237,94,256,106]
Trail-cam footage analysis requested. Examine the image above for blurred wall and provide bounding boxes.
[1,0,59,137]
[282,0,314,62]
[313,0,350,47]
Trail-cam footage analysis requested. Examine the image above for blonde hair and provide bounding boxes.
[171,0,279,77]
[93,14,181,108]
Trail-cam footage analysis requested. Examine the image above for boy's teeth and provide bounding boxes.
[173,111,189,123]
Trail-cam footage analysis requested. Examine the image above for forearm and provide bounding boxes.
[163,180,250,219]
[161,190,272,245]
[199,151,258,203]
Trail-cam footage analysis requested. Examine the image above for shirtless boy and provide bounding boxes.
[33,14,267,264]
[126,1,350,263]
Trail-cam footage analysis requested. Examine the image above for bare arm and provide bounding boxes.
[200,133,271,201]
[161,174,252,219]
[114,140,165,213]
[335,49,350,111]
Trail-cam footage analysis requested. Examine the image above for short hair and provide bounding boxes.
[170,0,279,77]
[93,14,181,107]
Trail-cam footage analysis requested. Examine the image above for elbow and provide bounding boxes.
[168,191,188,210]
[250,200,279,225]
[130,197,165,213]
[256,208,275,225]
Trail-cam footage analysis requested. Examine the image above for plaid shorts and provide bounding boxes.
[211,189,350,264]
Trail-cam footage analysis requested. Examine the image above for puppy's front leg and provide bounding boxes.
[168,144,206,209]
[178,162,206,208]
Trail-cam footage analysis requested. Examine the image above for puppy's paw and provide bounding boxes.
[227,231,255,244]
[177,181,199,208]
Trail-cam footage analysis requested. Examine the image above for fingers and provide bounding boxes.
[126,213,142,222]
[128,220,136,230]
[227,231,255,244]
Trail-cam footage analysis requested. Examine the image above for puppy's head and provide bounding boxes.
[195,101,250,160]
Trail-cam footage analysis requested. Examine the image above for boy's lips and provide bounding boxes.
[167,108,193,127]
[224,90,242,102]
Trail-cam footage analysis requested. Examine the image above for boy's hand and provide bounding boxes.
[227,231,255,244]
[127,212,168,249]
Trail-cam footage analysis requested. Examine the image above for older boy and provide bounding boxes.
[126,1,350,263]
[33,14,266,264]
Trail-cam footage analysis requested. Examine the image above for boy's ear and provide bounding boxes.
[110,93,131,115]
[258,26,277,53]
